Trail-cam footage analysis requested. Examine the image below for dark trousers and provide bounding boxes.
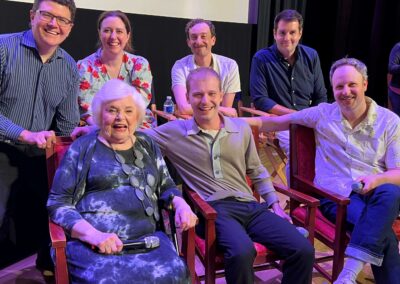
[320,184,400,284]
[0,142,50,266]
[198,198,314,284]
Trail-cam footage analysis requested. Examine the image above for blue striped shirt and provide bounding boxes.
[0,30,79,141]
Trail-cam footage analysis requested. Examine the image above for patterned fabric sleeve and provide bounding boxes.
[47,140,87,233]
[128,54,153,106]
[77,58,98,122]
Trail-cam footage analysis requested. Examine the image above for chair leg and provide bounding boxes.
[263,145,287,186]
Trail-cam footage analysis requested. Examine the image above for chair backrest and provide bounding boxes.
[46,137,74,189]
[289,124,316,191]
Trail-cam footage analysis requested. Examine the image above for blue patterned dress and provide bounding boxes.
[47,132,190,283]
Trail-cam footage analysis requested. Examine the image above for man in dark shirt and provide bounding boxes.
[249,9,327,166]
[0,0,79,271]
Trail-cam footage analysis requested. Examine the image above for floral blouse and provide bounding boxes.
[77,49,156,129]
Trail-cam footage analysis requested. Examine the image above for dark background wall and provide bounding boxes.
[1,0,400,108]
[0,1,256,110]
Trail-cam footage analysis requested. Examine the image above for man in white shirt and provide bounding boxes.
[250,57,400,284]
[171,18,240,117]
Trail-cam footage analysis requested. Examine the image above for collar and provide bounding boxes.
[21,29,63,60]
[332,96,378,126]
[191,53,215,69]
[272,43,298,64]
[184,114,240,136]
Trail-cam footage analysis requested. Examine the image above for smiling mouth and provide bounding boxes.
[44,28,60,36]
[113,124,127,130]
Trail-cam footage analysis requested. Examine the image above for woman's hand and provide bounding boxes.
[71,220,123,254]
[172,196,198,231]
[87,232,124,254]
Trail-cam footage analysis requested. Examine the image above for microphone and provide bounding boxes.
[351,181,364,194]
[122,236,160,250]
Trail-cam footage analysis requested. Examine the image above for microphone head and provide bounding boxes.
[351,182,364,193]
[144,236,160,249]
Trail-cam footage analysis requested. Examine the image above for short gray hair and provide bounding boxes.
[329,57,368,85]
[91,79,146,129]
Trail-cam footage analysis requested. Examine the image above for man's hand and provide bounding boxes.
[219,107,238,117]
[356,174,385,194]
[71,125,98,140]
[271,202,292,223]
[18,130,55,149]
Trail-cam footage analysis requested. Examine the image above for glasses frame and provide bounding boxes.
[36,10,73,27]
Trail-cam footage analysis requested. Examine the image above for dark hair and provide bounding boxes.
[185,18,216,39]
[32,0,76,22]
[97,10,133,52]
[274,9,303,31]
[186,67,221,93]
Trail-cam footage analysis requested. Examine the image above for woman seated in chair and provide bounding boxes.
[47,79,197,283]
[77,10,155,129]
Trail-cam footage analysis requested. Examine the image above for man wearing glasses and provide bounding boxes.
[0,0,79,273]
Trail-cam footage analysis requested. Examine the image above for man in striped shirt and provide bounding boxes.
[0,0,79,272]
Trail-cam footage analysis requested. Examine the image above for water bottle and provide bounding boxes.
[163,96,175,114]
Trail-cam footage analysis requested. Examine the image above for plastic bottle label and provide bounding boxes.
[164,105,174,114]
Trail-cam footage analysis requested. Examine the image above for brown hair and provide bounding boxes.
[32,0,76,22]
[274,9,303,31]
[185,18,216,39]
[97,10,133,52]
[186,67,221,93]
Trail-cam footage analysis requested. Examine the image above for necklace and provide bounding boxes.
[107,136,159,221]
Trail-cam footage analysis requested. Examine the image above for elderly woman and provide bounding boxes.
[47,79,196,283]
[77,10,155,129]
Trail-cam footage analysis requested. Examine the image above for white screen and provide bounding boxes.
[6,0,250,23]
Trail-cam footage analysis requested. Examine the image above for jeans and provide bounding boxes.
[320,183,400,284]
[198,198,314,284]
[388,89,400,116]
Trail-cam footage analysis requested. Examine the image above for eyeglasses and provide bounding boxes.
[36,10,73,27]
[114,149,160,222]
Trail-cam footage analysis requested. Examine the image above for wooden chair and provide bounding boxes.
[180,126,320,284]
[289,124,400,283]
[46,137,196,284]
[46,136,73,284]
[239,106,288,186]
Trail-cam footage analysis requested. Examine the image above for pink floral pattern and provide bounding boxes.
[77,49,155,128]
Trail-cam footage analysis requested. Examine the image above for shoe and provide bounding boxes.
[36,245,55,276]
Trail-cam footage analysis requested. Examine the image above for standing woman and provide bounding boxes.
[77,10,156,128]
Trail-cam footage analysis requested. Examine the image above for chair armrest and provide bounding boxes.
[273,182,320,207]
[183,185,217,220]
[49,220,66,249]
[293,175,350,205]
[153,109,177,121]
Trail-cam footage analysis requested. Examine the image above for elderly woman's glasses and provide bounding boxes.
[114,149,159,221]
[36,10,73,27]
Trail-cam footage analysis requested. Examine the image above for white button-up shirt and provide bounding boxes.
[290,97,400,197]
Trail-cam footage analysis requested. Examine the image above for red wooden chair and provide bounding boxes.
[289,124,400,283]
[46,136,73,284]
[46,137,196,284]
[239,106,288,186]
[180,126,320,284]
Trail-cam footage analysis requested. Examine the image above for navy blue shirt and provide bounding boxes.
[388,42,400,89]
[250,44,327,112]
[0,30,79,141]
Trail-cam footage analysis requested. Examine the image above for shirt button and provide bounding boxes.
[293,103,297,106]
[214,156,218,160]
[215,170,220,174]
[291,77,294,80]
